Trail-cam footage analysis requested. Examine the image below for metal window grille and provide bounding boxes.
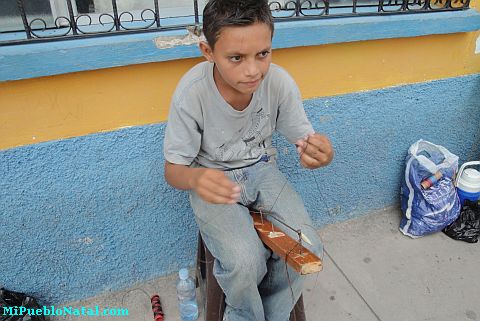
[0,0,470,46]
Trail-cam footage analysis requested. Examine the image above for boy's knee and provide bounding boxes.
[234,251,268,283]
[219,244,268,285]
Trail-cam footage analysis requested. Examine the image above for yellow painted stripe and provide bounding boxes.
[276,32,480,99]
[0,58,201,150]
[0,32,479,150]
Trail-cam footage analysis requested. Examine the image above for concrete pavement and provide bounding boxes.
[56,205,480,321]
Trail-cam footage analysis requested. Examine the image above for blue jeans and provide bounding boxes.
[189,157,323,321]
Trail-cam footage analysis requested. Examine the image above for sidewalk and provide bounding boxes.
[58,206,480,321]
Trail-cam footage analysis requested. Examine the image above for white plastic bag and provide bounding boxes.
[400,139,461,238]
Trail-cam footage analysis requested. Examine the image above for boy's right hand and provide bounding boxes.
[190,168,241,205]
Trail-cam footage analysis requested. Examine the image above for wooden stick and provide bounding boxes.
[250,212,322,275]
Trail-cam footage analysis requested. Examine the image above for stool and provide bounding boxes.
[196,233,306,321]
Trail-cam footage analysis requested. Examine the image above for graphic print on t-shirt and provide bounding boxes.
[214,108,270,162]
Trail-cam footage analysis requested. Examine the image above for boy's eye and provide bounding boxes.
[229,56,241,62]
[259,51,270,58]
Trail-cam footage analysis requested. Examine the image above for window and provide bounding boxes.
[0,0,207,36]
[0,0,470,45]
[0,0,52,32]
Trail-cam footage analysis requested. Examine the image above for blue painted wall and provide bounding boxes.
[1,74,479,304]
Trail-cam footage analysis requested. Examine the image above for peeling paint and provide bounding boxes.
[328,205,342,216]
[154,27,205,49]
[79,237,94,245]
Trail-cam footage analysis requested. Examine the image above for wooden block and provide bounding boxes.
[251,212,322,275]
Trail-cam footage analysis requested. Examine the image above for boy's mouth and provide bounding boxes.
[241,79,261,87]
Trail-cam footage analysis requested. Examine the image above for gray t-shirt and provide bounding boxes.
[163,61,314,170]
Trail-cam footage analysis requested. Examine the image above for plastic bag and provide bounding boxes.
[0,288,46,321]
[443,200,480,243]
[400,139,461,238]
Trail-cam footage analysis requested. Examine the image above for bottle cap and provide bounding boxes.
[179,268,189,280]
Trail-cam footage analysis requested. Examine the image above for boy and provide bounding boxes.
[164,0,333,320]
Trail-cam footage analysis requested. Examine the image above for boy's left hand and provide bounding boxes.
[295,133,334,169]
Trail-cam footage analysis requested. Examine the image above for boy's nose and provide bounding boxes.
[244,61,260,78]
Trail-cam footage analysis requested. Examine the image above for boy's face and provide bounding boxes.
[200,22,272,100]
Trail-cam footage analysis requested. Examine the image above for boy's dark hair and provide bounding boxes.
[202,0,274,49]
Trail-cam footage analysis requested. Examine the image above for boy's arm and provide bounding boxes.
[164,161,241,204]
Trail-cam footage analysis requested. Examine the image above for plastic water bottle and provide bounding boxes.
[176,268,199,321]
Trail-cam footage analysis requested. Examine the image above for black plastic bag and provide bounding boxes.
[443,200,480,243]
[0,288,46,321]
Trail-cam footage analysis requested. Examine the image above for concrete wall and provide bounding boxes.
[0,12,479,304]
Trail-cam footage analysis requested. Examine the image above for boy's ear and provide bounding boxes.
[199,41,214,63]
